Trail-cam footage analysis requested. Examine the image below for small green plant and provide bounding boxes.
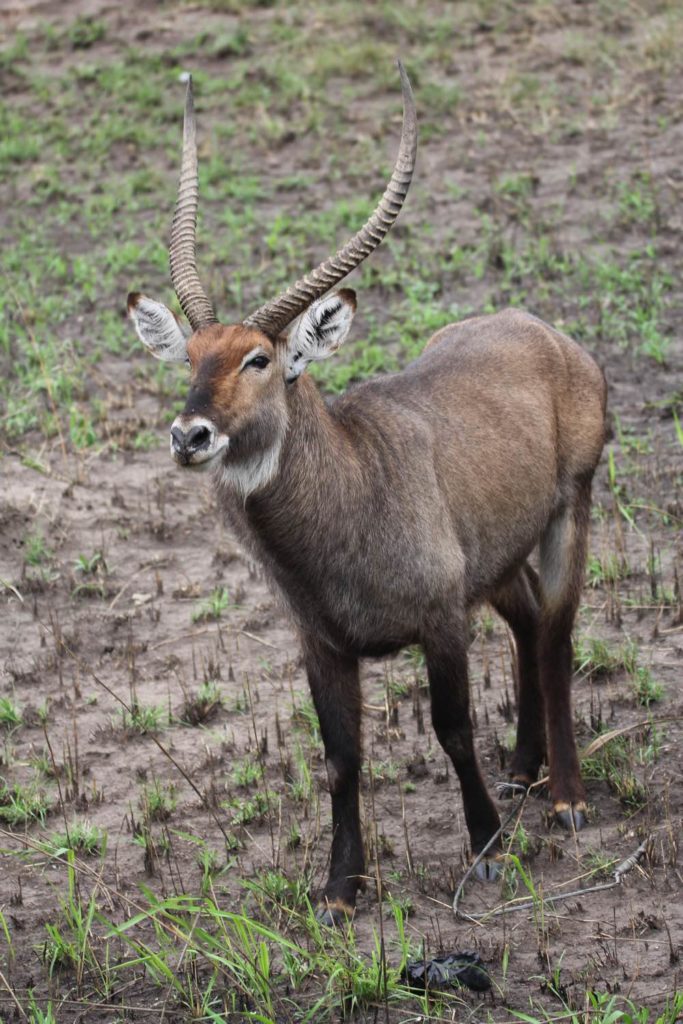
[0,696,22,729]
[574,248,672,364]
[386,675,411,700]
[132,823,171,866]
[72,549,108,598]
[288,744,313,804]
[574,636,638,679]
[119,702,167,734]
[385,892,413,919]
[47,819,105,856]
[141,779,177,822]
[495,171,538,199]
[197,844,219,875]
[368,759,399,786]
[673,408,683,449]
[73,550,106,575]
[633,722,663,766]
[30,749,53,777]
[0,780,49,825]
[587,552,630,587]
[582,734,648,810]
[500,855,521,901]
[518,988,683,1024]
[291,697,321,742]
[67,15,107,48]
[476,607,496,638]
[286,822,302,849]
[615,171,659,228]
[132,429,159,451]
[583,850,616,878]
[231,756,263,788]
[631,666,663,706]
[510,822,532,857]
[68,405,97,447]
[226,790,275,826]
[192,586,232,622]
[243,869,312,918]
[25,992,58,1023]
[181,679,223,725]
[42,854,104,982]
[24,532,51,567]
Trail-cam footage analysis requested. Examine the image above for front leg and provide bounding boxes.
[302,635,364,924]
[424,617,501,878]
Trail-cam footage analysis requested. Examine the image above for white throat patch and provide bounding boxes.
[213,435,283,500]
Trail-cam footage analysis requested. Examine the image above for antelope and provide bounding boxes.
[128,65,606,924]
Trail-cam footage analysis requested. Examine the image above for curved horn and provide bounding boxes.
[243,61,418,339]
[169,76,218,332]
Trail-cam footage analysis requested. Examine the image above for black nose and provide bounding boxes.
[171,424,212,457]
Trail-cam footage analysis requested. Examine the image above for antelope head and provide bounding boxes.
[128,65,417,496]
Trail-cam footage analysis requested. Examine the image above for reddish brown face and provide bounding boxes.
[170,324,284,470]
[129,288,357,495]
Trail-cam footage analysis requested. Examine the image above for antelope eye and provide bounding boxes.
[246,354,270,370]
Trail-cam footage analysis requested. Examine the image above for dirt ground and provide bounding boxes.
[0,0,682,1021]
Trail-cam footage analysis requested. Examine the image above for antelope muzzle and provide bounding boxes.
[169,415,228,467]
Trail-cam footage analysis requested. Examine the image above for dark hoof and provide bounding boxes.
[472,853,503,882]
[553,802,587,832]
[315,898,355,927]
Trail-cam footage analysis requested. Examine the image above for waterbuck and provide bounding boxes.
[128,65,606,924]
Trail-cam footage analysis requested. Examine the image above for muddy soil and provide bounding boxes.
[0,0,682,1020]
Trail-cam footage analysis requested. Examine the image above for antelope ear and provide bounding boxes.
[127,292,190,363]
[284,289,356,382]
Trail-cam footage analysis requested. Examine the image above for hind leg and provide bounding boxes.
[491,563,545,789]
[538,480,592,830]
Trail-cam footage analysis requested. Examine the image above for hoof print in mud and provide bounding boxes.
[553,802,588,832]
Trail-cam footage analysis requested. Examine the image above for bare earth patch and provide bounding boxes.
[0,0,682,1020]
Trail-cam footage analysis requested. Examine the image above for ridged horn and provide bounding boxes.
[243,60,418,339]
[169,76,218,332]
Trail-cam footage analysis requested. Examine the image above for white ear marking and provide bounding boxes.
[127,293,190,363]
[285,288,356,382]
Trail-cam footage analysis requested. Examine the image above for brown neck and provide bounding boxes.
[238,374,381,613]
[248,375,358,521]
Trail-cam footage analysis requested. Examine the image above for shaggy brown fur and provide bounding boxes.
[184,307,608,921]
